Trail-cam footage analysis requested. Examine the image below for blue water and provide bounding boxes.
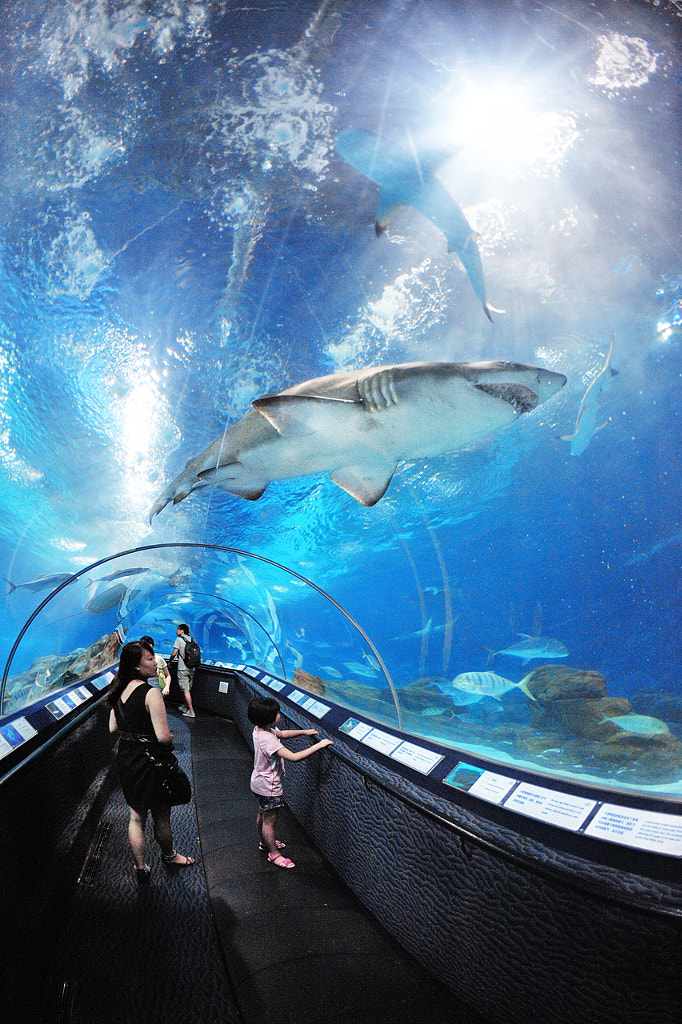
[0,0,681,796]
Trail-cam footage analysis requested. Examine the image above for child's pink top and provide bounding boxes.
[250,726,285,797]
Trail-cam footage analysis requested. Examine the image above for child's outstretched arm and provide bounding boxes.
[277,737,333,762]
[277,727,319,739]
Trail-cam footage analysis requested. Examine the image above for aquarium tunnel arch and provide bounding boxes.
[0,0,680,808]
[1,541,401,723]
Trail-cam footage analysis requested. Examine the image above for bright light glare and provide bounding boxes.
[115,379,162,505]
[121,383,155,461]
[447,82,579,178]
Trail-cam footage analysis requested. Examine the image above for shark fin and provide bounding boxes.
[197,466,267,501]
[253,394,355,436]
[330,464,396,506]
[375,190,403,234]
[483,302,505,322]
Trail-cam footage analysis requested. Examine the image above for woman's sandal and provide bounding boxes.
[268,853,295,869]
[162,850,195,867]
[135,864,151,884]
[259,840,286,851]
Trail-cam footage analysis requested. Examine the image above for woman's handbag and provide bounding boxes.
[115,697,192,808]
[144,746,192,806]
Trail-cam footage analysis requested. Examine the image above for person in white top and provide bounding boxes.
[170,623,196,718]
[140,635,170,696]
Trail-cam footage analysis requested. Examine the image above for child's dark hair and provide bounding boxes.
[247,696,280,727]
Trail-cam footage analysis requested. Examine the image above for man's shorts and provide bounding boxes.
[255,793,285,811]
[177,668,194,691]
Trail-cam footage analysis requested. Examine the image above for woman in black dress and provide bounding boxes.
[107,641,194,882]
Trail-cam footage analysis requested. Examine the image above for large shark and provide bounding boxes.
[149,360,566,519]
[335,128,503,322]
[560,338,617,456]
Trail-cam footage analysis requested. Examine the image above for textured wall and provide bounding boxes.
[0,701,116,1022]
[212,672,682,1024]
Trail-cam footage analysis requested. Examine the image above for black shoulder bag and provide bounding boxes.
[116,695,192,807]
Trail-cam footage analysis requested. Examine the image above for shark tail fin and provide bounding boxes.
[4,578,17,594]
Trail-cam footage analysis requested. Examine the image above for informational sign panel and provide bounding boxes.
[361,727,402,756]
[585,804,682,856]
[444,762,516,804]
[0,717,38,759]
[339,718,373,741]
[503,782,597,831]
[301,697,331,719]
[391,740,443,775]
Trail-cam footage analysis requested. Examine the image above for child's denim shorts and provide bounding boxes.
[256,793,285,811]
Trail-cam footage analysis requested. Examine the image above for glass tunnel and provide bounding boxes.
[1,0,681,803]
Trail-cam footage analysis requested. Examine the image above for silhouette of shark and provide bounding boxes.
[335,128,503,322]
[560,338,617,456]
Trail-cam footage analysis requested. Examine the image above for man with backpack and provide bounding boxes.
[170,623,200,719]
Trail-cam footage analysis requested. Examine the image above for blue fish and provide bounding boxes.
[335,128,502,322]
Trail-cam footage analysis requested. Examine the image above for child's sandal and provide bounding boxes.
[268,853,295,869]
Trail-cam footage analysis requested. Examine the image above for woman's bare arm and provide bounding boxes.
[146,686,173,744]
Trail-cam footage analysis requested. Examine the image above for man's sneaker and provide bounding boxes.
[182,710,196,718]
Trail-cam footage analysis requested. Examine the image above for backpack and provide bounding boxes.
[183,637,201,668]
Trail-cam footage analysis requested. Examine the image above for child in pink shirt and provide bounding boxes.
[248,696,333,868]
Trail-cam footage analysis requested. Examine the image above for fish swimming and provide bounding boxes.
[439,671,537,702]
[560,337,617,456]
[344,660,381,678]
[603,714,669,737]
[93,566,151,583]
[335,128,503,322]
[489,634,569,666]
[5,572,77,594]
[85,582,128,614]
[318,665,343,679]
[392,617,434,641]
[149,360,566,518]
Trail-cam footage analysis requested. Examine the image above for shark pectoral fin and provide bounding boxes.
[228,483,268,500]
[594,418,611,434]
[197,465,267,501]
[375,190,403,235]
[330,464,396,506]
[484,302,505,322]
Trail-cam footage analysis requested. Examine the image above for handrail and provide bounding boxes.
[241,674,682,921]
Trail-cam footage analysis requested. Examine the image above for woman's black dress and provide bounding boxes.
[115,683,165,812]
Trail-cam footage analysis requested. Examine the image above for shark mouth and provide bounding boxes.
[474,382,539,415]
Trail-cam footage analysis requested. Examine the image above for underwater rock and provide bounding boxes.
[537,695,632,739]
[2,631,121,715]
[293,668,326,696]
[525,665,607,702]
[294,667,398,727]
[631,689,682,724]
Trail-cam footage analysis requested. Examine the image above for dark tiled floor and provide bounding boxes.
[44,708,486,1024]
[191,712,487,1024]
[47,710,240,1024]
